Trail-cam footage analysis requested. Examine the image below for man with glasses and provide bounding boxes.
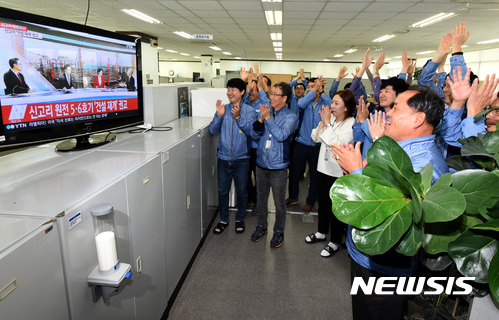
[286,76,331,214]
[250,82,298,248]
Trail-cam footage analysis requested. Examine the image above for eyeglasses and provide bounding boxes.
[269,92,284,97]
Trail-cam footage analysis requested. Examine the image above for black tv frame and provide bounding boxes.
[0,7,143,151]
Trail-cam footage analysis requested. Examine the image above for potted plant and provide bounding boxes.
[330,132,499,312]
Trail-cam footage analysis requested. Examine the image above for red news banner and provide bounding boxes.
[3,98,139,125]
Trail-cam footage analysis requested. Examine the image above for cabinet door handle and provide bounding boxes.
[0,279,17,300]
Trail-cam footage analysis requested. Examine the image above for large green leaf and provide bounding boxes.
[480,199,499,220]
[470,219,499,232]
[366,136,421,190]
[445,155,473,171]
[473,155,496,171]
[461,134,494,158]
[488,252,499,302]
[448,230,499,283]
[363,164,407,192]
[422,187,466,223]
[419,163,433,196]
[479,198,499,220]
[418,250,454,271]
[385,165,422,222]
[451,170,499,215]
[423,221,461,254]
[395,218,423,256]
[483,130,499,155]
[427,173,452,194]
[455,214,483,230]
[352,204,413,255]
[331,174,407,229]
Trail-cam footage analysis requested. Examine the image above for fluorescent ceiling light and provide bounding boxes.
[156,47,163,50]
[411,13,457,28]
[416,50,435,54]
[272,42,282,47]
[173,31,193,39]
[235,57,242,59]
[223,52,232,55]
[193,56,201,59]
[171,59,177,61]
[372,35,395,42]
[385,58,392,61]
[323,59,330,61]
[209,46,222,50]
[393,55,402,58]
[262,0,282,2]
[179,53,190,56]
[121,9,161,24]
[165,49,177,53]
[477,39,499,44]
[344,49,358,54]
[265,11,282,25]
[333,54,344,58]
[270,33,282,41]
[274,48,282,52]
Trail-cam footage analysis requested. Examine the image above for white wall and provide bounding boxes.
[141,42,160,86]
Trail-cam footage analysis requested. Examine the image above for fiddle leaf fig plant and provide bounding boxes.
[330,135,499,302]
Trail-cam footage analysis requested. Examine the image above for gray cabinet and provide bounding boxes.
[125,155,167,319]
[0,216,69,320]
[200,129,219,236]
[163,133,202,299]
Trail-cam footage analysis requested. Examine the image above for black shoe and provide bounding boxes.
[213,221,228,235]
[251,225,268,242]
[235,221,245,234]
[321,243,339,257]
[270,231,284,248]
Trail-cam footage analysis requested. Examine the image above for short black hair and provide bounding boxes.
[406,85,445,128]
[64,64,71,71]
[227,78,246,93]
[263,75,271,88]
[295,83,305,90]
[308,77,324,89]
[8,58,19,68]
[274,82,292,104]
[381,77,409,96]
[97,67,103,73]
[344,82,352,90]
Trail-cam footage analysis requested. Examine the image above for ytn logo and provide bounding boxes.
[350,277,475,295]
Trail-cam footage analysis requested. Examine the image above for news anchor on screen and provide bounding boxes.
[3,57,33,94]
[58,64,75,90]
[93,68,106,88]
[126,68,135,91]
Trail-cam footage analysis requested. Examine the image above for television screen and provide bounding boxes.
[0,8,143,150]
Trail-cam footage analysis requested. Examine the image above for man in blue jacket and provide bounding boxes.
[250,82,298,248]
[286,76,330,214]
[209,78,258,235]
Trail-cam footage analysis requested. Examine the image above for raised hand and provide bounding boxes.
[401,51,412,74]
[260,104,271,120]
[252,63,259,76]
[337,66,348,81]
[216,99,225,117]
[299,68,305,80]
[452,22,470,53]
[367,110,386,140]
[351,67,360,78]
[356,95,370,123]
[258,73,269,93]
[373,52,385,74]
[360,48,374,74]
[330,142,364,174]
[446,66,472,105]
[467,73,499,117]
[407,60,416,76]
[231,105,241,119]
[320,104,331,125]
[240,67,249,82]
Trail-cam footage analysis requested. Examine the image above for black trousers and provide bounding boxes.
[350,259,409,320]
[317,171,344,243]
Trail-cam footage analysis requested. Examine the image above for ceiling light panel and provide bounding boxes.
[209,46,222,50]
[173,31,193,39]
[265,11,282,25]
[273,42,282,47]
[270,33,282,41]
[411,13,457,28]
[121,9,161,24]
[372,35,395,42]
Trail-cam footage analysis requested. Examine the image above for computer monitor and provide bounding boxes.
[0,7,143,151]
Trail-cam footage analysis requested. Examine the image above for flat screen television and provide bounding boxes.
[0,7,143,151]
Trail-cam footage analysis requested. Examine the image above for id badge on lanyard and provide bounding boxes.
[265,134,272,149]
